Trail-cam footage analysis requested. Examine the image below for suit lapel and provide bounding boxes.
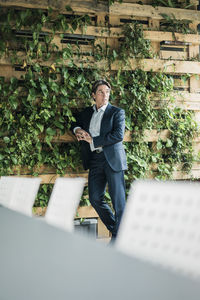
[85,106,94,132]
[100,103,112,135]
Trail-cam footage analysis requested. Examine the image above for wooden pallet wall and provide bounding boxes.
[1,0,200,182]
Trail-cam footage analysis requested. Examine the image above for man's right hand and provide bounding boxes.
[75,128,88,141]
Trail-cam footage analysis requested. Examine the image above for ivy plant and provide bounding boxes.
[0,6,198,206]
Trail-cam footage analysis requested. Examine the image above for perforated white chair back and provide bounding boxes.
[0,176,41,216]
[45,177,86,232]
[116,180,200,280]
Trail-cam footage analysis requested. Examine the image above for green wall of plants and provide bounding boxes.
[0,5,198,206]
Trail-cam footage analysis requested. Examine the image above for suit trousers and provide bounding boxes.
[88,151,126,237]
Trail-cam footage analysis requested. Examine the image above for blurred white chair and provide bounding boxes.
[45,177,86,232]
[0,176,41,216]
[116,180,200,280]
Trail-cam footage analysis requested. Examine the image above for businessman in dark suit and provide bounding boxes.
[71,79,127,241]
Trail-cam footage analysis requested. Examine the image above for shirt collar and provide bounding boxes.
[93,103,108,112]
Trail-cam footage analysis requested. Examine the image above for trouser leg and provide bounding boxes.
[88,153,115,234]
[105,163,126,237]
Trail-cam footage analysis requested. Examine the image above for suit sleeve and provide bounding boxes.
[70,111,83,134]
[93,109,125,148]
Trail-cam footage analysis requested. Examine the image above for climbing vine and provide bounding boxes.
[0,6,198,206]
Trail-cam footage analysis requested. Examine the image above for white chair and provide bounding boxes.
[0,176,41,216]
[116,180,200,280]
[45,177,86,232]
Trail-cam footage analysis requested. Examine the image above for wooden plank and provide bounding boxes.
[172,166,200,180]
[121,0,152,3]
[110,3,200,22]
[75,205,98,218]
[149,169,200,180]
[120,0,198,7]
[97,218,110,238]
[8,161,200,183]
[144,129,170,142]
[194,111,200,123]
[2,56,200,74]
[123,129,170,142]
[32,207,47,216]
[0,0,108,13]
[52,35,94,53]
[3,24,200,44]
[15,173,88,184]
[0,52,109,69]
[190,75,200,93]
[109,15,121,26]
[189,45,199,59]
[33,205,98,219]
[152,98,200,111]
[0,65,25,80]
[167,92,200,102]
[0,0,49,9]
[54,0,108,14]
[33,204,109,239]
[192,141,200,155]
[149,18,160,30]
[111,59,200,74]
[151,41,160,55]
[149,162,200,179]
[144,31,200,44]
[160,50,188,60]
[52,28,200,44]
[163,92,200,108]
[96,13,107,26]
[189,21,199,31]
[52,131,76,143]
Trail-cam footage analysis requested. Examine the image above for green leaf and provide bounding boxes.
[11,157,18,164]
[36,123,44,132]
[20,116,26,125]
[166,138,173,148]
[3,137,10,143]
[156,141,163,150]
[46,127,56,136]
[54,120,64,129]
[65,5,73,11]
[61,87,68,96]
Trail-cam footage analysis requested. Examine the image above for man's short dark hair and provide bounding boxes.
[92,79,111,94]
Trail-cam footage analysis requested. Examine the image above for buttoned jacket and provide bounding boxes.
[71,103,127,172]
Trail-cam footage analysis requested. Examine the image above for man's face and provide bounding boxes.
[93,84,110,109]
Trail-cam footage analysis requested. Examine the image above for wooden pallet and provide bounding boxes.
[33,204,110,239]
[1,3,200,180]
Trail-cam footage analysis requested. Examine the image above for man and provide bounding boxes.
[71,79,127,241]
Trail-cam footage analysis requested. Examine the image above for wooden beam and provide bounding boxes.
[1,55,200,74]
[0,52,109,69]
[111,59,200,74]
[0,0,108,13]
[110,3,200,22]
[33,205,98,218]
[75,205,98,218]
[6,161,200,182]
[144,31,200,44]
[0,0,49,9]
[19,25,200,43]
[16,172,88,184]
[152,92,200,110]
[53,0,108,14]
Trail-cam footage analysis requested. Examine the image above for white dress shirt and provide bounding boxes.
[89,103,108,152]
[74,103,108,152]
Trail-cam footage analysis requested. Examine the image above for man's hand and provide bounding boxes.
[75,128,92,144]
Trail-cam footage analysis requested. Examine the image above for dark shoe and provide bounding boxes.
[108,234,116,246]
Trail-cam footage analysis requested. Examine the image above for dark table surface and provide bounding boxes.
[0,206,200,300]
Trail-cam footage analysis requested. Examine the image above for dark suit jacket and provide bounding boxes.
[71,103,127,172]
